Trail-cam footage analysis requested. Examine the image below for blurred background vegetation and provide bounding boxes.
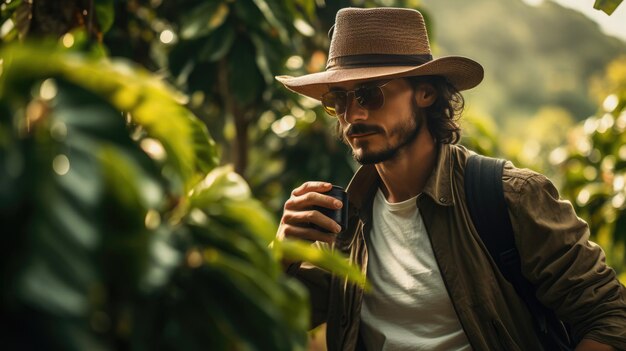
[0,0,624,350]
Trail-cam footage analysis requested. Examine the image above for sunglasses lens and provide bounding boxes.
[322,91,347,116]
[322,83,386,117]
[355,86,384,110]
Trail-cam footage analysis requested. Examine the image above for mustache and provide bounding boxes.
[345,124,384,137]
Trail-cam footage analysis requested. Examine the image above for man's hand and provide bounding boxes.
[276,181,344,244]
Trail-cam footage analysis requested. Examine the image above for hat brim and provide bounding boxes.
[276,56,484,101]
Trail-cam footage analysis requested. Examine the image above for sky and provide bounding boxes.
[522,0,626,41]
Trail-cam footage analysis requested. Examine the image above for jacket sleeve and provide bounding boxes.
[285,242,332,330]
[505,171,626,348]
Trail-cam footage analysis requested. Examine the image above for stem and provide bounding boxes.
[87,0,94,38]
[233,106,249,178]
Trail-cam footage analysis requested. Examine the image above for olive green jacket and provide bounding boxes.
[288,143,626,350]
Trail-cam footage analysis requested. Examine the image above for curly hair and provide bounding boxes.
[406,75,464,144]
[333,76,465,144]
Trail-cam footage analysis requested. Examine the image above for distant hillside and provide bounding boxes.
[421,0,626,121]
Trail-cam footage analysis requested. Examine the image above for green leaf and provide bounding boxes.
[94,0,115,34]
[198,23,236,62]
[189,220,275,274]
[200,250,308,350]
[277,239,369,289]
[593,0,623,15]
[228,38,264,106]
[0,44,219,190]
[250,0,289,43]
[12,0,30,39]
[180,1,230,40]
[99,148,150,230]
[249,32,275,85]
[232,0,264,29]
[190,165,252,203]
[189,116,220,175]
[2,0,23,13]
[189,165,277,242]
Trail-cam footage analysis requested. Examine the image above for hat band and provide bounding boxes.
[326,53,433,70]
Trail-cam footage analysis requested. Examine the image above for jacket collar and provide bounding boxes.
[346,143,456,217]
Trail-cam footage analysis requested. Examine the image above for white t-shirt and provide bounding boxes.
[360,189,471,351]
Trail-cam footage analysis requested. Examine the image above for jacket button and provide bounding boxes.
[440,197,447,203]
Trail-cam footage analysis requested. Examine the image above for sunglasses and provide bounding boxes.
[321,80,391,117]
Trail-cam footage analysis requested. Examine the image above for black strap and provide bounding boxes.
[326,53,433,70]
[465,155,513,264]
[465,154,573,350]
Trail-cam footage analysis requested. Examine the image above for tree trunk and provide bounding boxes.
[218,59,249,179]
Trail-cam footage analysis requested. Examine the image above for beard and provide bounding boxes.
[344,108,424,165]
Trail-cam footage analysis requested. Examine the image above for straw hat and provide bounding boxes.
[275,7,484,100]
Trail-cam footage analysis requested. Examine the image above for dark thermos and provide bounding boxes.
[311,185,349,233]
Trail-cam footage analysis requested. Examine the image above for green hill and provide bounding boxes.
[422,0,626,122]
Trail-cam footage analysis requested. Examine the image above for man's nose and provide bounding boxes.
[343,94,368,124]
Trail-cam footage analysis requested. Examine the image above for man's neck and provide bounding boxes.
[375,127,437,203]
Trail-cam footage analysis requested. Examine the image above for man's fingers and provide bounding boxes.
[292,181,333,196]
[282,209,342,234]
[277,181,343,244]
[285,191,343,211]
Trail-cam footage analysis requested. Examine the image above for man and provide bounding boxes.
[274,7,626,351]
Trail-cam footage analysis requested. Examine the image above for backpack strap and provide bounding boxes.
[464,155,515,269]
[464,154,573,350]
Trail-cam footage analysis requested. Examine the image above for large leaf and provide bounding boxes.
[0,44,219,190]
[277,239,369,289]
[95,0,115,34]
[189,165,278,243]
[179,1,230,40]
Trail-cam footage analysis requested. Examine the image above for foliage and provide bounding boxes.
[552,56,626,280]
[497,106,575,178]
[0,36,363,351]
[460,111,500,157]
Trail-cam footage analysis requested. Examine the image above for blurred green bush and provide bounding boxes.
[552,56,626,280]
[0,1,367,348]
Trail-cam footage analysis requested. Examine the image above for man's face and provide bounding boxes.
[333,78,423,164]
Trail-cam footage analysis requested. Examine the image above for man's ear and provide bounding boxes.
[414,83,437,108]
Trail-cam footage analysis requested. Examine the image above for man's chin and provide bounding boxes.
[353,148,398,165]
